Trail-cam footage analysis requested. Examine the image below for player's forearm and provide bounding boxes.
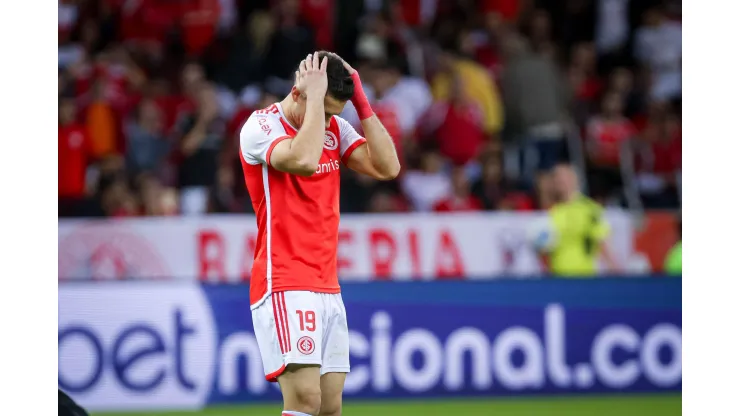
[286,96,326,175]
[360,115,401,180]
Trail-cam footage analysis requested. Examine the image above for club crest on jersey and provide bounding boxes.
[324,131,338,150]
[297,336,315,355]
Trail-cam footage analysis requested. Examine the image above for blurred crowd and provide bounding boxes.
[58,0,682,217]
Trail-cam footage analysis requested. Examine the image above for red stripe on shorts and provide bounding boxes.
[272,294,286,354]
[279,292,291,351]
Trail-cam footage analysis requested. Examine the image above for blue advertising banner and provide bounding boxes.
[58,279,681,412]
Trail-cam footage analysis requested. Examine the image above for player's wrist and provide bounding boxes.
[349,73,373,120]
[305,91,326,103]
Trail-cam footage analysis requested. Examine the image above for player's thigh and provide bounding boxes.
[278,364,322,411]
[319,372,346,416]
[321,293,350,372]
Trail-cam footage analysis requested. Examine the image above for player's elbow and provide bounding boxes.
[291,158,319,177]
[376,162,401,181]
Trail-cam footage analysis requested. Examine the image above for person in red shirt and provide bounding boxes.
[433,167,483,212]
[585,91,636,202]
[239,52,400,416]
[420,84,487,166]
[181,0,221,57]
[59,98,92,201]
[586,91,636,167]
[632,109,681,208]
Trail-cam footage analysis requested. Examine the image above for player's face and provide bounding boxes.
[292,89,348,128]
[552,166,577,197]
[323,95,347,127]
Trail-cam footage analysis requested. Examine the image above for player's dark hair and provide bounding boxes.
[317,51,354,101]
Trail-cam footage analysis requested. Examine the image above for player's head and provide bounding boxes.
[290,51,354,126]
[552,163,579,199]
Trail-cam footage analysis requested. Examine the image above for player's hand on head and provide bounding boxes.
[296,53,328,99]
[327,52,356,76]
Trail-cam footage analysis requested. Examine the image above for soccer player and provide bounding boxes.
[239,52,400,416]
[540,163,619,276]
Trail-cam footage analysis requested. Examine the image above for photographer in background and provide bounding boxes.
[536,163,619,277]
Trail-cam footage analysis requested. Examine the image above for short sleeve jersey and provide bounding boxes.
[239,103,366,307]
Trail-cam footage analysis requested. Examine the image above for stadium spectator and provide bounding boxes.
[479,0,522,23]
[368,189,407,213]
[569,42,602,104]
[181,0,221,57]
[472,153,534,211]
[208,163,241,213]
[634,6,682,102]
[98,172,138,218]
[606,66,643,118]
[125,99,170,177]
[214,11,274,92]
[59,98,93,203]
[631,105,681,209]
[401,148,452,212]
[433,167,483,212]
[175,82,225,215]
[420,73,487,166]
[523,9,556,57]
[471,11,506,82]
[366,59,432,139]
[500,33,569,181]
[84,80,119,159]
[584,90,635,202]
[55,0,682,216]
[594,0,631,71]
[264,0,316,80]
[432,41,504,137]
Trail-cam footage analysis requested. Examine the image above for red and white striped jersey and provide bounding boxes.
[239,102,366,308]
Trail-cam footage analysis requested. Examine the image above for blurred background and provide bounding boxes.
[58,0,681,415]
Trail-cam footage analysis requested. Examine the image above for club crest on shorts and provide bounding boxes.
[324,131,338,150]
[297,336,315,355]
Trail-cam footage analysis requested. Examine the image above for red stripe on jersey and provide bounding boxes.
[279,292,291,350]
[265,136,291,167]
[272,295,286,353]
[342,138,367,165]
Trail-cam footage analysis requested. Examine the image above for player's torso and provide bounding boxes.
[549,199,601,274]
[242,107,344,302]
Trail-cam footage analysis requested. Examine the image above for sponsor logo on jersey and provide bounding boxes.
[315,159,340,175]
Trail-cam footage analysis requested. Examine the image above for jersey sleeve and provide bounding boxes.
[336,116,367,165]
[240,113,291,166]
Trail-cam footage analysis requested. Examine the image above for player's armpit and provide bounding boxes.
[345,143,395,181]
[269,139,318,177]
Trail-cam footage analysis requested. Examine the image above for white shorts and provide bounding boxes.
[252,291,350,382]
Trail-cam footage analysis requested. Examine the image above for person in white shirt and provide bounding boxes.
[634,6,682,102]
